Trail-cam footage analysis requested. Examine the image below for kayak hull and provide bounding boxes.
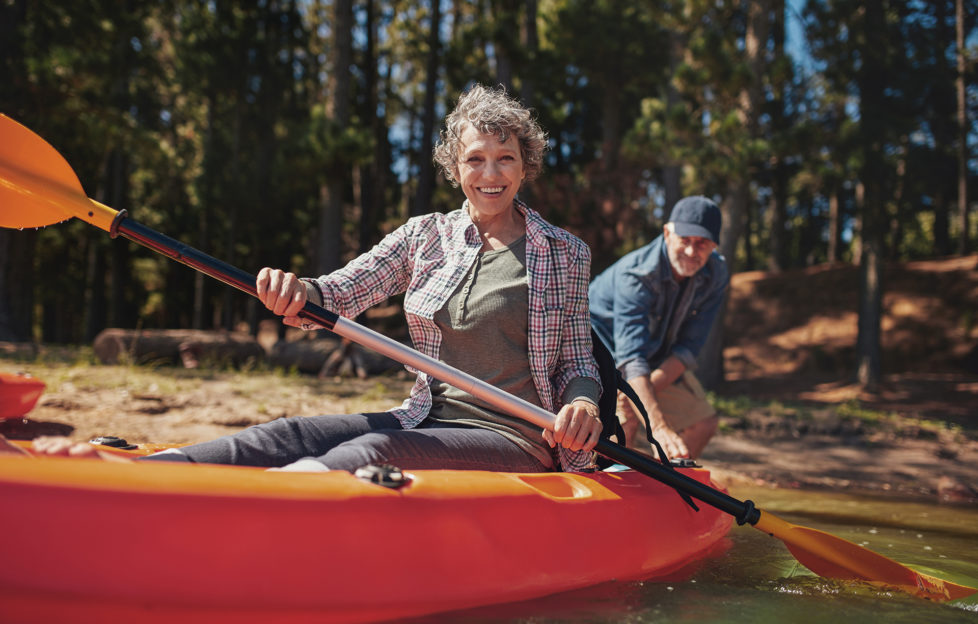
[0,371,45,419]
[0,454,732,623]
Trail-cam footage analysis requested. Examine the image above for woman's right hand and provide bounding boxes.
[256,267,308,327]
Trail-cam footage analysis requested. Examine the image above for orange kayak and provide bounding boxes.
[0,371,45,419]
[0,450,732,624]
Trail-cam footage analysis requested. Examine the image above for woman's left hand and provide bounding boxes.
[544,400,603,453]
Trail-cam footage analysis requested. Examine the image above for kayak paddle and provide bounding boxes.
[0,113,973,602]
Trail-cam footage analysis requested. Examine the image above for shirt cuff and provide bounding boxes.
[672,346,698,371]
[621,357,651,382]
[561,376,601,406]
[299,278,325,307]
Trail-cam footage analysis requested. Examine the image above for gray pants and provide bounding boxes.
[140,412,549,472]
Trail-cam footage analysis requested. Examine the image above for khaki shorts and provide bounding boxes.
[621,371,715,452]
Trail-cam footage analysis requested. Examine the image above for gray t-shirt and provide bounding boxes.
[428,235,598,468]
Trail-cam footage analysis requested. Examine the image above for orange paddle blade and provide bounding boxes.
[754,511,975,601]
[0,114,118,231]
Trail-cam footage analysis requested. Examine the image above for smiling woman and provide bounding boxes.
[20,85,608,478]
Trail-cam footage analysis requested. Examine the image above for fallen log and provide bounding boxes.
[93,329,264,368]
[267,337,341,374]
[267,336,405,378]
[0,342,38,359]
[318,339,404,379]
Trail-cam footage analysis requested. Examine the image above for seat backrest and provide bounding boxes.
[591,328,626,445]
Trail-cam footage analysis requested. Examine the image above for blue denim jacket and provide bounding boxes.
[588,235,729,381]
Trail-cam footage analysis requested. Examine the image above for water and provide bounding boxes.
[408,487,978,623]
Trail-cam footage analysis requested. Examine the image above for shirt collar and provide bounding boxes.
[458,198,548,248]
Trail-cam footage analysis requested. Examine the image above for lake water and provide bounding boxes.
[409,486,978,623]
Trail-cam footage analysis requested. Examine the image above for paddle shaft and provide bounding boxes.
[114,213,759,524]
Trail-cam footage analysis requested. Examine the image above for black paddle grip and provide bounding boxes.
[595,439,761,526]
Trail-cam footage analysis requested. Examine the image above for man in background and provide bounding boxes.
[589,196,729,459]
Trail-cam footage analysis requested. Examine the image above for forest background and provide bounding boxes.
[0,0,976,393]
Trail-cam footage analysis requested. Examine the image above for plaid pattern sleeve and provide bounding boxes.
[554,239,601,472]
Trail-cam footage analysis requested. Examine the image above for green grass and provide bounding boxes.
[711,392,974,440]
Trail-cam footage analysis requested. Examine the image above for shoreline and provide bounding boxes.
[1,360,976,507]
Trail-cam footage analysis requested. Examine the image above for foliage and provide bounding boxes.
[0,0,976,376]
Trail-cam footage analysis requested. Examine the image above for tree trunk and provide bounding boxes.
[725,0,772,268]
[0,230,36,342]
[855,0,887,391]
[827,185,842,263]
[743,200,754,270]
[956,0,969,255]
[719,184,749,273]
[932,0,953,257]
[358,0,381,253]
[767,178,787,270]
[661,31,684,214]
[888,149,907,260]
[193,98,216,330]
[315,0,353,275]
[222,102,242,331]
[490,0,518,92]
[412,0,442,217]
[856,237,883,390]
[520,0,538,106]
[934,186,951,257]
[767,0,788,272]
[82,236,106,343]
[105,146,133,333]
[0,1,30,342]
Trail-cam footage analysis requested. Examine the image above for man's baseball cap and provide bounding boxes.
[668,196,721,244]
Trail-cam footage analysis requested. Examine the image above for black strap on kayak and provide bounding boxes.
[592,328,628,459]
[592,330,698,512]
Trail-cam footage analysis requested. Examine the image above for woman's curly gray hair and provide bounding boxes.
[433,84,548,187]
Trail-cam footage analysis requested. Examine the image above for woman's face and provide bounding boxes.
[455,124,524,221]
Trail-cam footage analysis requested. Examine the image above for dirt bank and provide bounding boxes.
[2,256,976,505]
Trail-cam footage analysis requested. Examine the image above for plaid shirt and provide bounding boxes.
[304,200,600,471]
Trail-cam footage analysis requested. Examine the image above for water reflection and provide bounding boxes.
[406,486,978,623]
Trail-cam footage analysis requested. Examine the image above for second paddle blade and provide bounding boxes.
[756,511,976,601]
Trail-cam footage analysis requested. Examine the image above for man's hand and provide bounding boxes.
[619,391,689,459]
[623,362,692,459]
[650,424,689,460]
